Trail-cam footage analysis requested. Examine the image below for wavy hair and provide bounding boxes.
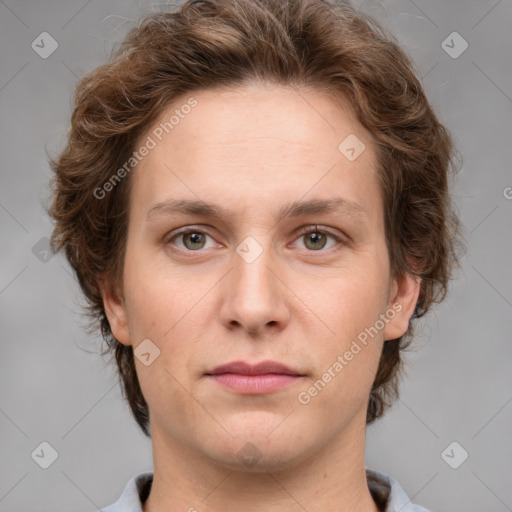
[47,0,461,437]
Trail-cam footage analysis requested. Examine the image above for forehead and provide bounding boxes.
[130,84,382,224]
[158,84,371,153]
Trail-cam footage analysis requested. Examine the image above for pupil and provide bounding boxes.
[187,232,203,249]
[308,232,325,250]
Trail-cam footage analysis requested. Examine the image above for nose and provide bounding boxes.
[218,239,290,336]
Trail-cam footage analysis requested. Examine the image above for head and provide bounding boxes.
[48,0,460,458]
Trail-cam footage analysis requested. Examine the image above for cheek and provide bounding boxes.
[122,249,212,377]
[122,245,185,336]
[299,274,386,416]
[316,265,390,336]
[299,259,389,399]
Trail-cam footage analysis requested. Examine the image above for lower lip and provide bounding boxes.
[207,373,303,394]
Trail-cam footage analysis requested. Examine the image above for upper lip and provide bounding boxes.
[206,360,303,376]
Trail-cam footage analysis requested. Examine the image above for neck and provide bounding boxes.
[143,412,381,512]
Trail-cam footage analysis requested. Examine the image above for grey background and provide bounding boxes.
[1,0,511,511]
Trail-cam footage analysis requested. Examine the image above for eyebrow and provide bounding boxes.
[146,197,367,223]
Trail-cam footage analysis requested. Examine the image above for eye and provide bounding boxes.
[292,225,343,252]
[165,225,345,254]
[166,228,217,251]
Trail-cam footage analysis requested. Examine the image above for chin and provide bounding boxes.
[202,429,316,474]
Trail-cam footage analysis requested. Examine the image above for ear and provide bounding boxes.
[383,272,421,341]
[99,275,132,346]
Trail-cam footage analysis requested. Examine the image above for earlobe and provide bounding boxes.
[99,276,132,346]
[383,273,421,341]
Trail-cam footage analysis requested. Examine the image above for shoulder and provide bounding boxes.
[101,471,154,512]
[366,468,432,512]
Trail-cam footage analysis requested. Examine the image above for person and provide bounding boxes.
[47,0,461,510]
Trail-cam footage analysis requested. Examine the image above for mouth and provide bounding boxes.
[205,360,305,394]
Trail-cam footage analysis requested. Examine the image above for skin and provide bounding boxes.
[101,83,421,512]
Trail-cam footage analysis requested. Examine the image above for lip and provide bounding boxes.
[205,360,305,394]
[207,360,302,376]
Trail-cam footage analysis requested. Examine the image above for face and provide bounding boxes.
[102,84,419,472]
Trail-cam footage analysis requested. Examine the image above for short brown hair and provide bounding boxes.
[47,0,461,437]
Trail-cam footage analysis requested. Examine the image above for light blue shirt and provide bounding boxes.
[101,468,431,511]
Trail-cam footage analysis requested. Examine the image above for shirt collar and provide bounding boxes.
[102,468,430,512]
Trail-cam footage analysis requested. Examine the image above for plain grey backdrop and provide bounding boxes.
[1,0,511,511]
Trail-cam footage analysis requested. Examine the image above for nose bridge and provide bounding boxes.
[236,239,275,297]
[220,234,288,334]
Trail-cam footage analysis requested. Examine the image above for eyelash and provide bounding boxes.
[164,225,345,255]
